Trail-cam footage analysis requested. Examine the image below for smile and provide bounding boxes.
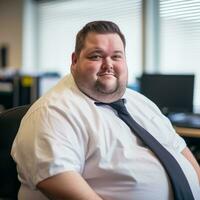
[98,72,115,77]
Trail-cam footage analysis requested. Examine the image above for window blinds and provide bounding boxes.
[35,0,142,82]
[159,0,200,109]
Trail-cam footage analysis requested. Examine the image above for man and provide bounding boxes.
[11,21,200,200]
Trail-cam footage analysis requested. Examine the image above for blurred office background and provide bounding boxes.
[0,0,200,111]
[1,2,200,198]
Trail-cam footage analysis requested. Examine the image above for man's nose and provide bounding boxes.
[102,57,113,70]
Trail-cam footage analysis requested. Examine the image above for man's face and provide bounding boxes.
[71,32,128,103]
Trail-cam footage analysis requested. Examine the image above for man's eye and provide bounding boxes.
[89,55,102,60]
[112,55,123,60]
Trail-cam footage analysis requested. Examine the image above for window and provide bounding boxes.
[159,0,200,111]
[23,0,142,84]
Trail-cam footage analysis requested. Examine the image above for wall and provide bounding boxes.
[0,0,23,69]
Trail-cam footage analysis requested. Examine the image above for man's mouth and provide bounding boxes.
[97,72,116,77]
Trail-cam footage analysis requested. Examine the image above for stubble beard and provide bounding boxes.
[95,79,119,94]
[93,78,127,102]
[73,72,127,102]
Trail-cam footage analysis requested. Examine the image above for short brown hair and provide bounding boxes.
[74,21,126,56]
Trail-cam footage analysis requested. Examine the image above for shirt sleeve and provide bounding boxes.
[11,104,88,189]
[160,114,187,152]
[150,108,187,153]
[136,91,187,153]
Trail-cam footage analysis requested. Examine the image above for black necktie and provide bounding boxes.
[95,99,194,200]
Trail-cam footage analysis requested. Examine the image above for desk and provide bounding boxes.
[175,126,200,138]
[174,127,200,164]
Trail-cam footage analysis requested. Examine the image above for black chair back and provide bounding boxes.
[0,105,30,199]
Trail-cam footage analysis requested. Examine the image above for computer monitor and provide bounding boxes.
[140,74,195,115]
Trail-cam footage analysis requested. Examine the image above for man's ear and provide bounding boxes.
[71,52,78,73]
[71,52,78,65]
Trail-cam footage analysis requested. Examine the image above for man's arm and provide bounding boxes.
[182,147,200,183]
[37,171,103,200]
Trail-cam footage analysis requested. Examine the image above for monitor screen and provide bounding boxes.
[140,74,195,115]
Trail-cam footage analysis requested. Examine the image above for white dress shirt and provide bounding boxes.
[11,74,200,200]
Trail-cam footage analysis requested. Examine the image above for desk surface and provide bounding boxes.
[174,126,200,138]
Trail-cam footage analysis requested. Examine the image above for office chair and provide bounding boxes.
[0,105,30,200]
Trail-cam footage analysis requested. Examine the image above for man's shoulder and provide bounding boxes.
[125,88,148,102]
[39,74,81,102]
[23,74,86,117]
[124,88,162,115]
